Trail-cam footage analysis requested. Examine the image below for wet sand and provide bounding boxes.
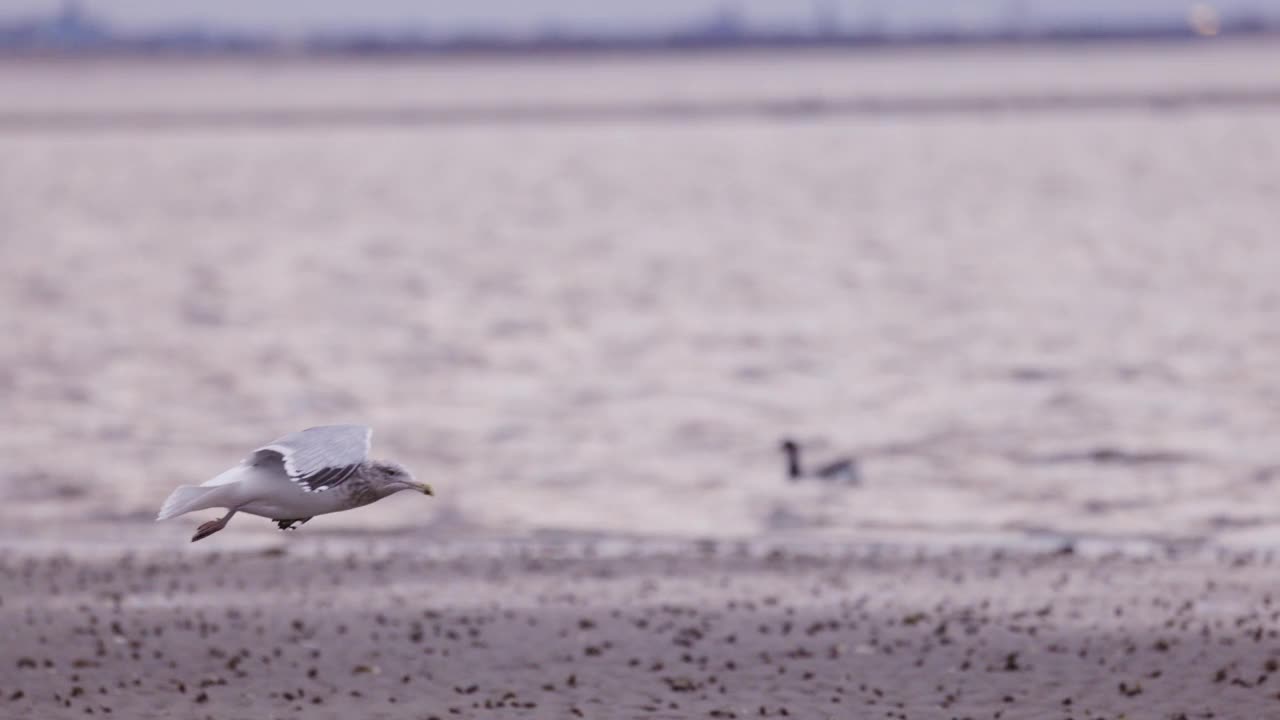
[3,542,1279,719]
[4,42,1280,546]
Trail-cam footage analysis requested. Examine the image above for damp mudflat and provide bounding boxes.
[2,41,1279,549]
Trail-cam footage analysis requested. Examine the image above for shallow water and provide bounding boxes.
[1,42,1279,550]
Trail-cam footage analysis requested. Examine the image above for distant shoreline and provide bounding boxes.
[2,27,1279,61]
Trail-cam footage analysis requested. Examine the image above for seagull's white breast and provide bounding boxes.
[203,463,356,519]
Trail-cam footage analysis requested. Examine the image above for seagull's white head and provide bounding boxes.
[368,461,434,498]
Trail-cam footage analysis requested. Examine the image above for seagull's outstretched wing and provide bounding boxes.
[251,424,372,493]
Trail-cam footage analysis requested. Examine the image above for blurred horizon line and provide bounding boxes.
[1,0,1277,57]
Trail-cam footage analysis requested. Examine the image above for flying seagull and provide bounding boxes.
[157,425,433,542]
[779,438,860,485]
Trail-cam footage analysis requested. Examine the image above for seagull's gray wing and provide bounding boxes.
[250,425,373,493]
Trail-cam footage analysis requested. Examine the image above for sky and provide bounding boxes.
[4,0,1280,35]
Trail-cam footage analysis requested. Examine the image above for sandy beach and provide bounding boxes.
[3,39,1280,718]
[4,541,1280,719]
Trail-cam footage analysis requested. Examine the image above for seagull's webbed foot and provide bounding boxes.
[192,511,236,542]
[274,518,312,531]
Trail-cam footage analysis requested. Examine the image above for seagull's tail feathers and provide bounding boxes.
[156,485,225,521]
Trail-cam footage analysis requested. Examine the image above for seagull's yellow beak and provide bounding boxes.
[418,483,435,497]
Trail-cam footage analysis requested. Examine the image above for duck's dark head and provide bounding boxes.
[779,439,802,479]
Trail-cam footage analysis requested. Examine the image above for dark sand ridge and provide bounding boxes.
[2,542,1278,719]
[3,87,1280,133]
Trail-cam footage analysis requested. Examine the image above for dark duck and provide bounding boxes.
[780,438,860,485]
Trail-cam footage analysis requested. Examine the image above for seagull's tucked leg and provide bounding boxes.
[192,510,237,542]
[274,518,312,531]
